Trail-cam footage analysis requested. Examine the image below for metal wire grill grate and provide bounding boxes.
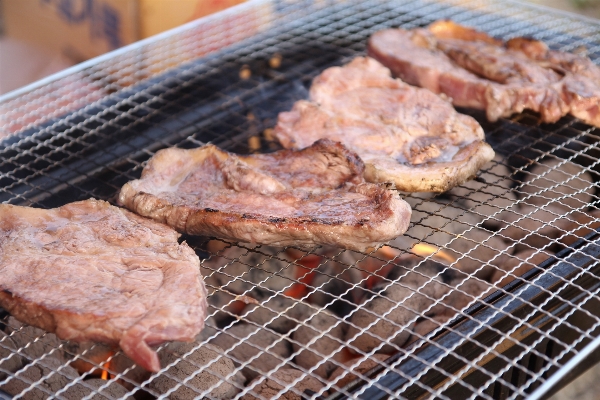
[2,0,600,399]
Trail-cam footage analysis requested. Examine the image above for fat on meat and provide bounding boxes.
[0,199,207,372]
[368,20,600,126]
[119,139,411,251]
[274,57,494,192]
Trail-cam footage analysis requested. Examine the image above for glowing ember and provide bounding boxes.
[363,262,395,290]
[284,254,321,299]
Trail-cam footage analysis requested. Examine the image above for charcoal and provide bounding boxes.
[520,158,594,211]
[448,154,519,230]
[328,354,389,389]
[556,208,600,247]
[345,285,420,354]
[291,309,346,379]
[445,227,512,279]
[389,259,456,302]
[0,332,24,381]
[429,276,494,318]
[1,357,80,400]
[206,289,240,325]
[4,318,65,363]
[203,245,296,297]
[242,368,325,400]
[109,351,151,392]
[405,315,451,347]
[196,316,219,342]
[490,249,550,287]
[148,343,244,399]
[500,204,577,251]
[61,378,133,399]
[307,265,357,316]
[241,296,314,334]
[209,323,291,381]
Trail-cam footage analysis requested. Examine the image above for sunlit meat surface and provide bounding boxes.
[274,57,494,192]
[368,20,600,126]
[0,199,207,373]
[119,139,411,251]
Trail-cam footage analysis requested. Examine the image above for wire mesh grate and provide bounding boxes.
[2,0,600,399]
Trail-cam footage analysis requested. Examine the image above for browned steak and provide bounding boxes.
[119,139,411,251]
[0,199,207,372]
[368,20,600,126]
[273,57,494,192]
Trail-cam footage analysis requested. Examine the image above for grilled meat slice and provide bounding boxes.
[0,199,207,372]
[274,57,494,192]
[119,139,411,251]
[368,20,600,126]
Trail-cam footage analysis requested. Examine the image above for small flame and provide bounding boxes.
[70,348,115,378]
[375,244,456,265]
[410,243,456,264]
[361,244,457,289]
[374,245,400,260]
[100,355,114,380]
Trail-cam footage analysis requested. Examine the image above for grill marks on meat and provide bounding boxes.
[368,20,600,126]
[0,199,207,372]
[274,57,494,192]
[119,139,411,251]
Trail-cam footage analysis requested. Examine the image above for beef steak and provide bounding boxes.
[368,20,600,126]
[0,199,207,372]
[273,57,494,192]
[119,139,411,251]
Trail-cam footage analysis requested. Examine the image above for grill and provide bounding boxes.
[2,0,600,398]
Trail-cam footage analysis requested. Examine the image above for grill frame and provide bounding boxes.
[1,1,600,399]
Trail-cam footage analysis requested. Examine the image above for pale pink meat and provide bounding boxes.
[274,57,494,192]
[119,139,411,251]
[368,21,600,126]
[0,199,207,372]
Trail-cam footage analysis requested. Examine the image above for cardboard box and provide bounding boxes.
[2,0,247,63]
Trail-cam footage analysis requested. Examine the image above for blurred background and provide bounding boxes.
[528,0,600,15]
[0,0,600,96]
[0,0,247,95]
[0,0,599,96]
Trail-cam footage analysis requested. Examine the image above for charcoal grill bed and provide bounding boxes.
[1,0,600,399]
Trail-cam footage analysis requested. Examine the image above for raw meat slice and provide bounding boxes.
[274,57,494,192]
[368,20,600,126]
[0,199,207,372]
[119,139,411,251]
